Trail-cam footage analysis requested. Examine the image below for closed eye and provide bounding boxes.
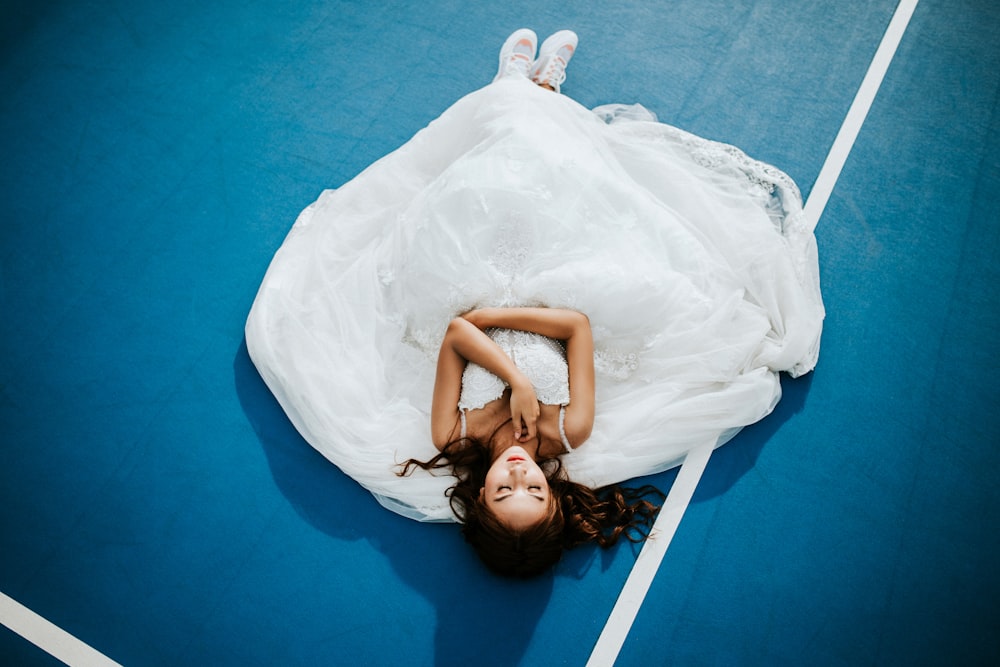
[492,486,546,501]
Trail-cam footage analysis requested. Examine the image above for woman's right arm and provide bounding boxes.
[430,318,539,449]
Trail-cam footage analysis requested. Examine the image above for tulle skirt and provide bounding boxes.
[245,76,824,522]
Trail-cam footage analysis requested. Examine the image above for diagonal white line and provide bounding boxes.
[586,443,713,667]
[803,0,921,229]
[587,2,919,664]
[0,591,123,666]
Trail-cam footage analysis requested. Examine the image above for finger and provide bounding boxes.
[522,415,537,441]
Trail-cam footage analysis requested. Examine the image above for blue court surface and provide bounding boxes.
[2,1,998,665]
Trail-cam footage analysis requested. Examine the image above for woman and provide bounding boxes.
[245,29,824,575]
[401,305,664,577]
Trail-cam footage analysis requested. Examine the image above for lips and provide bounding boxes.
[507,455,526,462]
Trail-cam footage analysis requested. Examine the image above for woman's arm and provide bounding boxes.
[463,308,595,447]
[462,307,584,339]
[430,317,540,449]
[562,313,595,447]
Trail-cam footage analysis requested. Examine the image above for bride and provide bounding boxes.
[245,29,825,576]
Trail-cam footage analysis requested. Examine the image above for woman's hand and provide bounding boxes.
[509,376,540,442]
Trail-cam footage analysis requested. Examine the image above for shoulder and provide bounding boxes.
[561,424,591,450]
[550,400,591,451]
[536,406,570,457]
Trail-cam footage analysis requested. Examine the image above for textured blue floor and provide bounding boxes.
[1,0,998,665]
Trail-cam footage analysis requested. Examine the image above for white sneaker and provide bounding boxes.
[493,29,538,82]
[530,30,578,93]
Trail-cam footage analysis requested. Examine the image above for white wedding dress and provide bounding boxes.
[245,75,824,522]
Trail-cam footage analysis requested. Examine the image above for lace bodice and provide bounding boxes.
[458,328,570,410]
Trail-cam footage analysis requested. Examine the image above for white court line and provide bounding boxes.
[587,1,919,664]
[586,443,714,667]
[803,0,920,230]
[0,591,123,666]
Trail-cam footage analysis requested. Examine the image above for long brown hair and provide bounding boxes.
[399,425,663,577]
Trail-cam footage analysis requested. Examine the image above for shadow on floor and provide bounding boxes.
[694,371,814,503]
[234,336,813,663]
[234,339,557,666]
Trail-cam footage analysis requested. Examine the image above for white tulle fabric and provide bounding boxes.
[245,76,824,522]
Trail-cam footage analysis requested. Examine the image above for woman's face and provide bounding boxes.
[481,446,551,530]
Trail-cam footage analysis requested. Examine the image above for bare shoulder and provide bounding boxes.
[536,405,567,458]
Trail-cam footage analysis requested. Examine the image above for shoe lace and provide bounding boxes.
[537,54,568,87]
[503,52,532,78]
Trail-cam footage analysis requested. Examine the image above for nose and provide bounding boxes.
[507,465,529,484]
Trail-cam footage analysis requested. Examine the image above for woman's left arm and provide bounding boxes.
[463,308,595,447]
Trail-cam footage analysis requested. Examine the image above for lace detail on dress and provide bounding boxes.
[458,328,570,410]
[593,102,819,308]
[594,347,640,380]
[488,208,534,307]
[402,325,443,361]
[592,103,804,234]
